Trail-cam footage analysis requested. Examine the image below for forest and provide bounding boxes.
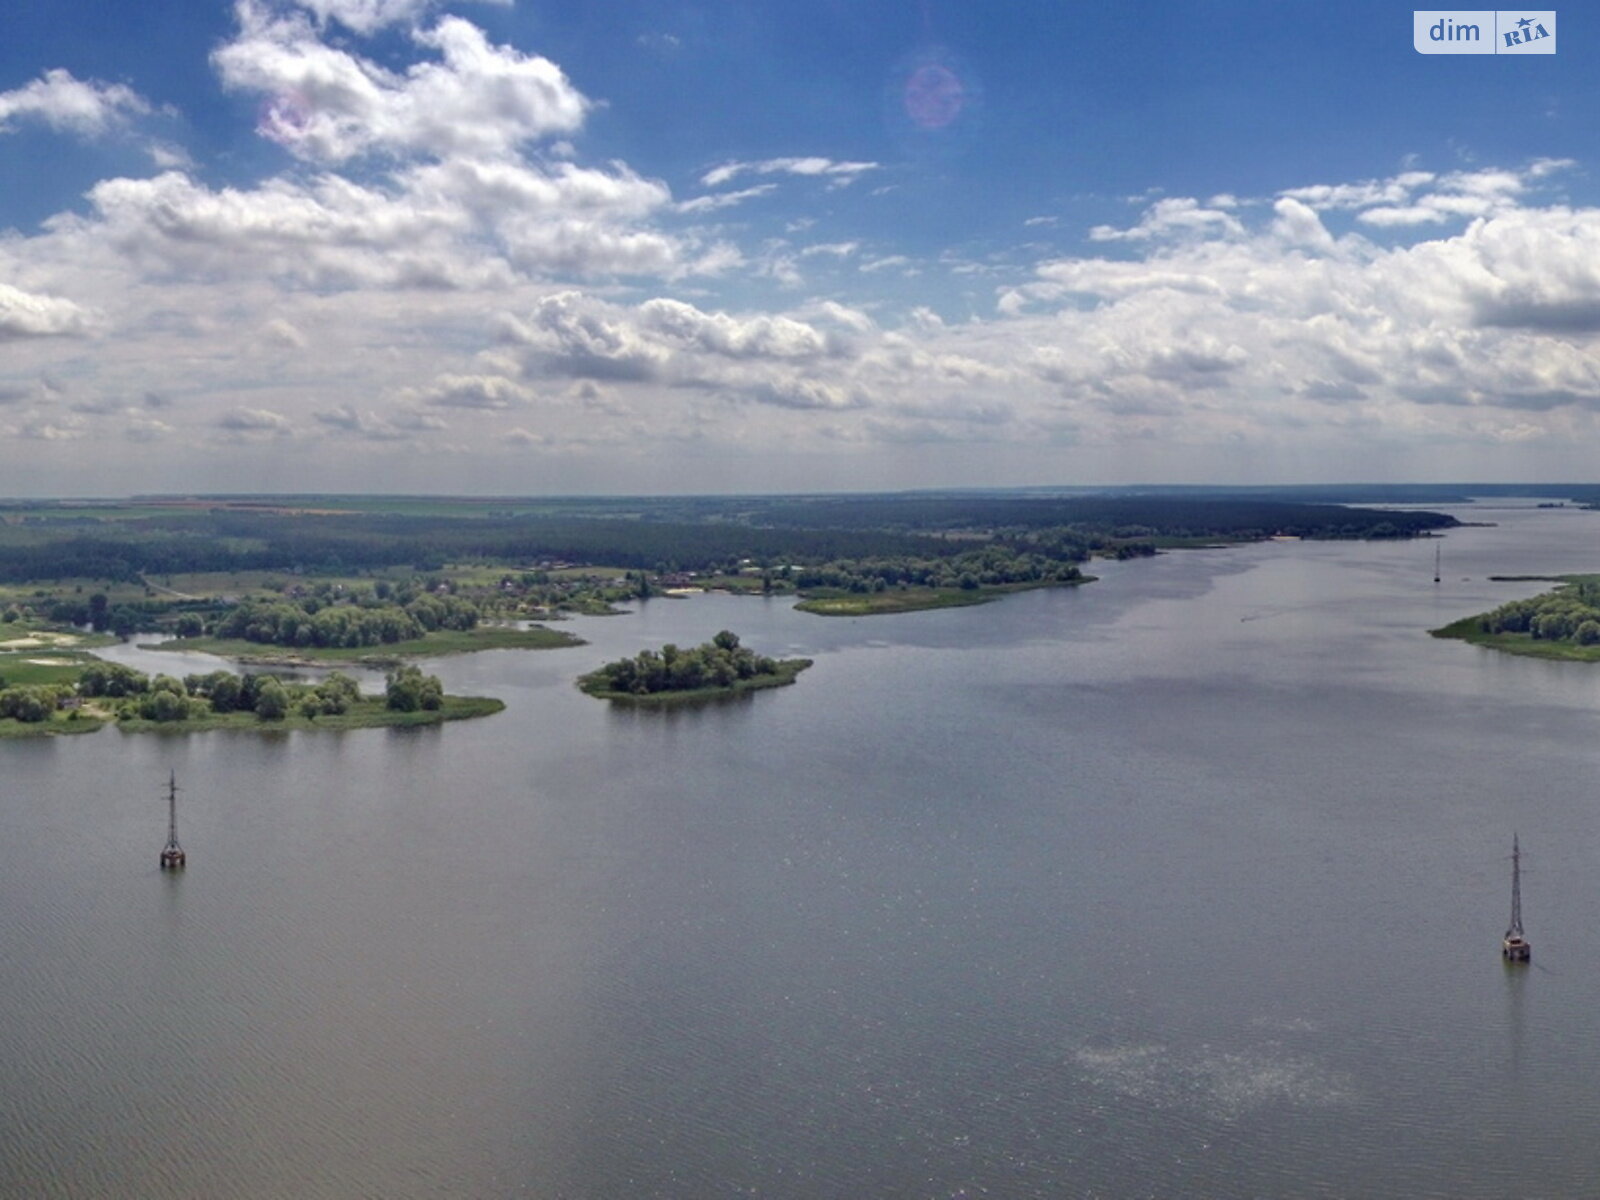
[0,492,1458,587]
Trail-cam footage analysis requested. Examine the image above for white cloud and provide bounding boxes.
[414,373,533,409]
[313,403,445,439]
[700,157,879,189]
[0,284,93,340]
[1284,163,1569,229]
[214,2,588,164]
[217,408,295,438]
[4,0,1600,491]
[289,0,510,35]
[0,68,150,138]
[799,242,859,259]
[1090,197,1245,242]
[638,297,832,359]
[676,184,777,214]
[500,292,868,413]
[1280,173,1434,211]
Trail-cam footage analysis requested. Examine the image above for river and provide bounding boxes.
[4,501,1600,1197]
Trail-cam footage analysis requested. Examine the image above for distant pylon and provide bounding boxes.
[1503,834,1528,962]
[159,772,186,869]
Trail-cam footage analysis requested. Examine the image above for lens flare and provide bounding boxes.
[258,90,314,145]
[904,61,965,130]
[885,46,982,157]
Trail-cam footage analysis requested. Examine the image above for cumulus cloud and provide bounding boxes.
[4,0,1600,488]
[500,291,872,412]
[414,373,533,409]
[217,407,295,438]
[1283,163,1572,229]
[215,2,588,164]
[994,171,1600,446]
[0,284,93,340]
[503,292,675,381]
[51,152,696,287]
[0,68,150,137]
[637,297,833,359]
[1090,197,1245,242]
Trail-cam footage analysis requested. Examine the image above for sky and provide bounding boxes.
[1,1,1597,496]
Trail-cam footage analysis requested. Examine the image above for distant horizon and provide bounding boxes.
[5,481,1598,505]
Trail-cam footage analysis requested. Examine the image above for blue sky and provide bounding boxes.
[1,1,1596,494]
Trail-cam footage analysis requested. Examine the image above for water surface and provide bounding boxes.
[5,502,1600,1197]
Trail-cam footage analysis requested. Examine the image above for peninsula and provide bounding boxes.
[1432,575,1600,661]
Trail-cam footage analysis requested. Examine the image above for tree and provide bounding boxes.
[207,672,242,712]
[315,671,361,714]
[254,677,289,720]
[385,665,442,712]
[139,688,188,722]
[110,607,140,638]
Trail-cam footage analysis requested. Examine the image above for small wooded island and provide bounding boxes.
[1433,575,1600,661]
[578,631,811,704]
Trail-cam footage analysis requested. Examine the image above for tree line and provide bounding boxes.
[0,660,447,724]
[1476,581,1600,644]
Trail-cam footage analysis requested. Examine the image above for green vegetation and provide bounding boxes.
[1433,576,1600,661]
[0,659,501,736]
[154,623,579,665]
[0,491,1454,588]
[578,631,811,703]
[0,709,105,738]
[794,575,1090,617]
[114,694,503,733]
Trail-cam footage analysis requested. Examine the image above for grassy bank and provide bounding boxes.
[1430,616,1600,662]
[794,577,1091,616]
[1,695,503,737]
[577,658,812,704]
[1431,574,1600,662]
[146,623,582,665]
[115,694,505,733]
[0,711,107,738]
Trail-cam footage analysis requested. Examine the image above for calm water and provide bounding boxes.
[6,503,1600,1197]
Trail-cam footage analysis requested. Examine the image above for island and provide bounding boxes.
[0,659,501,738]
[577,631,812,704]
[1431,575,1600,661]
